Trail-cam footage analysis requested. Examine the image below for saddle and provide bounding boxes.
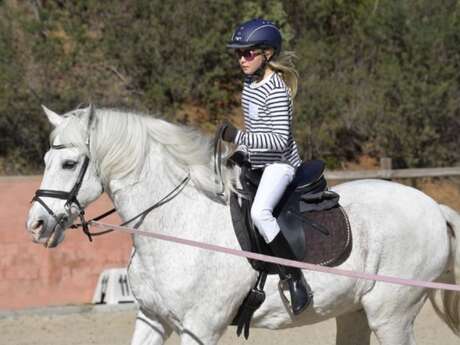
[229,158,352,338]
[230,159,352,273]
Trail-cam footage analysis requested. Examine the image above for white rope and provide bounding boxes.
[90,221,460,292]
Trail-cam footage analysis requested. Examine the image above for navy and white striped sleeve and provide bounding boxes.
[234,87,291,151]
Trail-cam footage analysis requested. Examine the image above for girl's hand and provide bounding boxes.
[221,122,239,143]
[228,149,249,167]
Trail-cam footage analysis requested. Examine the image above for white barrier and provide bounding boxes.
[92,268,136,305]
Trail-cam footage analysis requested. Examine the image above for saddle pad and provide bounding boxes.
[301,206,352,266]
[230,192,352,270]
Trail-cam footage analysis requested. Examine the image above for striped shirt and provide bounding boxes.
[234,72,302,169]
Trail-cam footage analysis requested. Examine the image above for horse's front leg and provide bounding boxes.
[131,309,172,345]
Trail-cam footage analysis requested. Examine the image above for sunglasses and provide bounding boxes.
[235,49,261,62]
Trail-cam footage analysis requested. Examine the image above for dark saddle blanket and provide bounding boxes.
[230,160,352,273]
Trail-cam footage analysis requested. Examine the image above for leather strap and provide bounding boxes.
[213,123,227,196]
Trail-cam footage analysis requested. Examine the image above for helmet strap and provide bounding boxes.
[250,52,270,81]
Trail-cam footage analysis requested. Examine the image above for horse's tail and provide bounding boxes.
[429,204,460,336]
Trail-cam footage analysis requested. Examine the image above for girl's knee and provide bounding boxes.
[251,205,272,228]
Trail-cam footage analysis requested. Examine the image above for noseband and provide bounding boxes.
[32,144,94,240]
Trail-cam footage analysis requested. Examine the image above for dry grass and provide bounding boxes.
[338,155,460,211]
[416,178,460,211]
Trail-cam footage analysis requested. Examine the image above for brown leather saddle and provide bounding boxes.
[230,159,352,274]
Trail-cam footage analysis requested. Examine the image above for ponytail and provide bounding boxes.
[268,51,299,98]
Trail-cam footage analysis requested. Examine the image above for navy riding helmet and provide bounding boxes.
[227,18,282,57]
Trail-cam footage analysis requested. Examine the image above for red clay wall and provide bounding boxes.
[0,176,132,310]
[2,176,458,311]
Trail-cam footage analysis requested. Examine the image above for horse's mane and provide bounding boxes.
[50,108,234,199]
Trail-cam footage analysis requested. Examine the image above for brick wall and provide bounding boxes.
[0,176,132,310]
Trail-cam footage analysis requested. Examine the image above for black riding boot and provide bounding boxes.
[269,232,312,315]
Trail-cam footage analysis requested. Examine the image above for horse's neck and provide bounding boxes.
[106,147,257,308]
[108,155,180,219]
[106,149,233,246]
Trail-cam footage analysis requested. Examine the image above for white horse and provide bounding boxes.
[26,105,460,345]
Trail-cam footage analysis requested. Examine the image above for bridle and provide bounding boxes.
[32,143,95,240]
[32,144,191,242]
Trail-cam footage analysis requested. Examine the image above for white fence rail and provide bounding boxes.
[324,158,460,181]
[325,166,460,180]
[2,160,460,183]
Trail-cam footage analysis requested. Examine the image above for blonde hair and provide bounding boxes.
[267,51,299,98]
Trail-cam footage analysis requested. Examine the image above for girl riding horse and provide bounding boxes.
[221,18,311,315]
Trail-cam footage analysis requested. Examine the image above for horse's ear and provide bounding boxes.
[42,105,63,127]
[84,104,96,128]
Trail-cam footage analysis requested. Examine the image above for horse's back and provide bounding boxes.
[332,179,449,280]
[333,179,444,226]
[332,179,437,210]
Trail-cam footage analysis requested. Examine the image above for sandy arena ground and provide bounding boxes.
[0,302,458,345]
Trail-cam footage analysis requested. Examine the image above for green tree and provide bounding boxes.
[0,0,459,173]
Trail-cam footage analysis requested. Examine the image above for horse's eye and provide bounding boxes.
[62,160,78,170]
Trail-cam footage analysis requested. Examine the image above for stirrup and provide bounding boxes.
[277,276,312,315]
[277,278,292,310]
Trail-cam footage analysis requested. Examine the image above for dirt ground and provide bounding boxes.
[0,302,458,345]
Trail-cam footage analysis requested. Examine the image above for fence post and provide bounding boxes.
[380,157,392,180]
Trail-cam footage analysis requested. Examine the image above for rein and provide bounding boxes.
[213,123,227,197]
[33,143,191,242]
[75,174,191,238]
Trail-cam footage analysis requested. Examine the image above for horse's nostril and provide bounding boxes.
[32,219,44,230]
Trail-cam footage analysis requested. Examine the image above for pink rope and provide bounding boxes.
[90,221,460,292]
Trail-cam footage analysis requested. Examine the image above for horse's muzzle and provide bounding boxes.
[27,214,68,248]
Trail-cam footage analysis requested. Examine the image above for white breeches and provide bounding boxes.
[251,163,295,243]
